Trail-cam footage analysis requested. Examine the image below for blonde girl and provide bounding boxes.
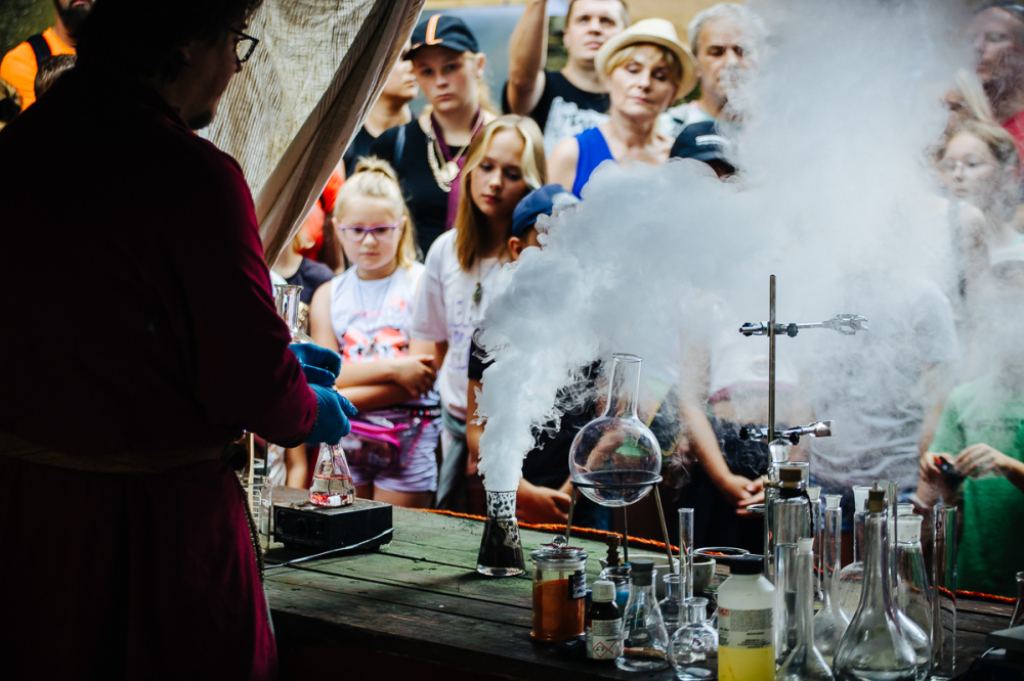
[308,158,440,509]
[409,114,547,510]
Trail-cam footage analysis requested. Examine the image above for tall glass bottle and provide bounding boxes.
[274,284,314,343]
[659,573,683,634]
[931,503,958,680]
[833,485,917,681]
[477,490,525,576]
[569,354,662,507]
[893,514,932,677]
[837,489,870,622]
[617,558,669,672]
[777,538,835,681]
[1012,571,1024,628]
[809,486,823,603]
[814,495,849,664]
[766,463,810,581]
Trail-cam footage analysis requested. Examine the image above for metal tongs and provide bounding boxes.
[739,314,869,338]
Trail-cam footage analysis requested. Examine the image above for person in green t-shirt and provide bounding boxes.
[921,262,1024,598]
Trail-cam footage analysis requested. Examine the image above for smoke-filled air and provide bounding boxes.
[475,0,972,492]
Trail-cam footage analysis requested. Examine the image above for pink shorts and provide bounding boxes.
[349,418,440,493]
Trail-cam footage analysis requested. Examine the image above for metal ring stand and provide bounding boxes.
[564,474,676,567]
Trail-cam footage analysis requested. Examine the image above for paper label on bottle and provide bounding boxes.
[586,619,623,659]
[718,607,774,649]
[568,570,587,600]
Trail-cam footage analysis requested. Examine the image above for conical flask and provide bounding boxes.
[476,490,525,577]
[833,485,917,681]
[893,514,932,677]
[275,284,314,344]
[777,538,834,681]
[813,494,849,664]
[569,354,661,507]
[309,443,355,507]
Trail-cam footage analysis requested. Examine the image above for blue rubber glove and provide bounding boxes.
[289,343,342,386]
[306,384,358,445]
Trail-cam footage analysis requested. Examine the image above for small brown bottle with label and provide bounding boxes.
[586,580,622,661]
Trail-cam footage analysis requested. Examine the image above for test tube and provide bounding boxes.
[678,507,694,601]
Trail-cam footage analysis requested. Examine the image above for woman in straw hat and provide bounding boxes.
[548,18,697,198]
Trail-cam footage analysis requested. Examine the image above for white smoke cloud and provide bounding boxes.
[475,0,970,492]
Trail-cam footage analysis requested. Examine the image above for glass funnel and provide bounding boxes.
[274,284,314,344]
[477,490,525,577]
[777,538,834,681]
[569,354,662,507]
[309,443,355,507]
[833,486,917,681]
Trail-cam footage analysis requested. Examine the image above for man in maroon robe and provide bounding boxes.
[0,1,352,678]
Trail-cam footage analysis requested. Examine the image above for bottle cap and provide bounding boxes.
[729,555,764,575]
[629,558,655,585]
[825,494,841,509]
[593,580,616,603]
[868,484,886,513]
[798,537,814,554]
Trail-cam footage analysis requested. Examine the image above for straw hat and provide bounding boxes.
[594,18,698,101]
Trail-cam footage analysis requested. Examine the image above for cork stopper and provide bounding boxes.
[868,484,886,513]
[825,494,841,510]
[798,537,814,554]
[779,466,803,483]
[807,486,821,502]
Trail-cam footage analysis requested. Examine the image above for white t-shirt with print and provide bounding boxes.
[329,263,424,362]
[411,230,503,420]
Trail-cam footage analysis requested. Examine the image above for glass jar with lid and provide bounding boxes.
[531,545,588,641]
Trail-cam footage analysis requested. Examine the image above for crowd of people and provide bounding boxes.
[3,0,1024,602]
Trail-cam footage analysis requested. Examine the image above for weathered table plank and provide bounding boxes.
[267,507,1013,681]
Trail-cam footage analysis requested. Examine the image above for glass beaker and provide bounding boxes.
[668,597,718,680]
[531,546,588,641]
[833,485,917,681]
[274,284,314,343]
[617,558,669,671]
[477,490,525,577]
[309,443,355,507]
[777,538,834,681]
[568,354,662,507]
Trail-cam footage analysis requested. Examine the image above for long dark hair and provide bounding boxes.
[76,0,263,82]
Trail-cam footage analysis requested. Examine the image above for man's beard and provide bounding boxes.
[55,1,92,36]
[187,110,215,130]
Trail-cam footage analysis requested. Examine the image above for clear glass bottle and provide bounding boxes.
[617,558,670,672]
[599,563,632,610]
[777,538,835,681]
[309,443,355,507]
[837,505,868,622]
[587,580,623,661]
[833,485,917,681]
[765,463,810,581]
[931,503,958,680]
[669,597,718,680]
[569,354,662,507]
[659,573,683,634]
[274,284,314,344]
[808,486,823,603]
[531,544,588,641]
[814,494,849,664]
[477,490,525,576]
[893,514,932,677]
[1012,571,1024,628]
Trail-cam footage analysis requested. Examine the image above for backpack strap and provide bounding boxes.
[394,123,407,161]
[26,34,52,68]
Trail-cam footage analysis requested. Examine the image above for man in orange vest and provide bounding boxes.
[0,0,94,109]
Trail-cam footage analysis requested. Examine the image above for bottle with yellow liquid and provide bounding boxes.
[718,555,776,681]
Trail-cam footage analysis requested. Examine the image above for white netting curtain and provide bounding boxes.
[204,0,425,265]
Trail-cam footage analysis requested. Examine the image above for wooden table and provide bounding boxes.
[265,507,1013,681]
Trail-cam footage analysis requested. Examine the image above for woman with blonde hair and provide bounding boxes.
[549,18,698,197]
[307,158,440,508]
[372,14,498,257]
[410,114,547,509]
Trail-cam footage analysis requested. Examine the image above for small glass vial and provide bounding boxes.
[616,558,669,672]
[718,555,775,681]
[531,545,588,641]
[659,573,683,634]
[586,580,622,661]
